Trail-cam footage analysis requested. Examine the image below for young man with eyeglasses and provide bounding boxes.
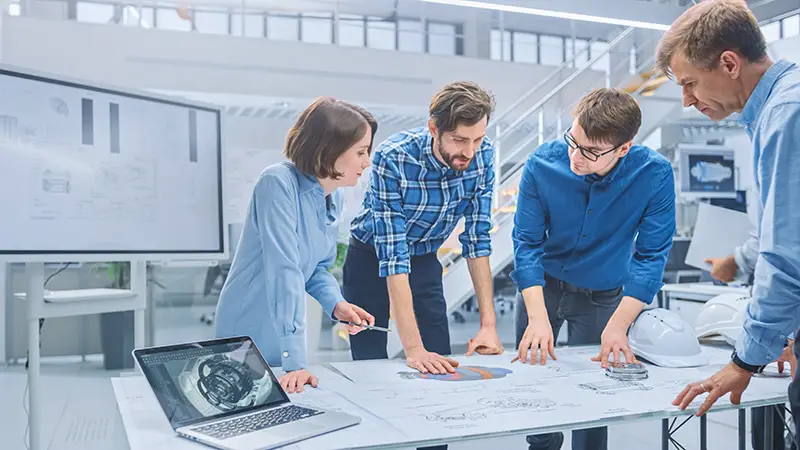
[511,88,676,450]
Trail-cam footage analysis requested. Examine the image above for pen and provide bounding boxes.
[338,321,392,333]
[511,356,520,363]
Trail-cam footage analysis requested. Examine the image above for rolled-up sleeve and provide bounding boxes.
[733,230,758,282]
[623,165,676,304]
[252,175,308,372]
[510,154,548,291]
[370,150,411,277]
[459,144,495,258]
[736,105,800,365]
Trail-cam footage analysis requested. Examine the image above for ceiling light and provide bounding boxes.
[420,0,672,31]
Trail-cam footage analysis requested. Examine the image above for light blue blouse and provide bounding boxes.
[215,161,344,372]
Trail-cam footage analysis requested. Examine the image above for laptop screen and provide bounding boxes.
[134,336,290,429]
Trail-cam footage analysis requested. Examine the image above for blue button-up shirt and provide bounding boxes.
[510,140,676,303]
[350,126,495,277]
[735,59,800,366]
[215,161,343,372]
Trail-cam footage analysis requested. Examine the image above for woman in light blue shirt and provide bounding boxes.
[215,97,377,393]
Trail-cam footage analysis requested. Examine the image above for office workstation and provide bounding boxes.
[3,1,800,450]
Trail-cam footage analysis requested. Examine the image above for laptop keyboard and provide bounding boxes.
[191,405,324,440]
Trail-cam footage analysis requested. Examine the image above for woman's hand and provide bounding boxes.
[279,369,318,394]
[333,301,376,334]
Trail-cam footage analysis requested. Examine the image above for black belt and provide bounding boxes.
[348,236,374,252]
[547,273,619,295]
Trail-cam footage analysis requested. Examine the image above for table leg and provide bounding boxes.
[662,418,669,450]
[28,315,40,450]
[700,414,707,450]
[739,409,747,450]
[765,404,775,450]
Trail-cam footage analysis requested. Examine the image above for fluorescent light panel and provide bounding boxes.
[421,0,672,31]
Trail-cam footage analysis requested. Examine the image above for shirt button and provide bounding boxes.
[588,209,593,214]
[582,234,587,239]
[282,351,289,358]
[780,335,786,340]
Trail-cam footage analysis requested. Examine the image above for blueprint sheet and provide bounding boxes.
[328,346,791,441]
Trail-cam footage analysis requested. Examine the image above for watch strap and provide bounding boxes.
[731,351,766,374]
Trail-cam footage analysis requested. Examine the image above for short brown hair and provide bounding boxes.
[656,0,767,78]
[573,88,642,145]
[284,97,377,179]
[429,81,495,133]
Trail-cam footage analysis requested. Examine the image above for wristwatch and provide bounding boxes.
[731,350,767,374]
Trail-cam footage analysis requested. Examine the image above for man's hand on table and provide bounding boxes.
[517,317,557,365]
[279,368,318,394]
[466,325,504,356]
[406,346,459,375]
[592,320,637,368]
[672,362,753,416]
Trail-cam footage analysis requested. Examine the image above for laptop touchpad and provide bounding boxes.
[272,422,324,438]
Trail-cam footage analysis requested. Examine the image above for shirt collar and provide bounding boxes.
[286,161,325,197]
[738,59,796,128]
[423,128,453,173]
[584,153,627,186]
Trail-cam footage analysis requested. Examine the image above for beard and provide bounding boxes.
[437,139,472,172]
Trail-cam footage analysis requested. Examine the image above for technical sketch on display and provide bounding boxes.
[688,154,735,192]
[0,68,224,256]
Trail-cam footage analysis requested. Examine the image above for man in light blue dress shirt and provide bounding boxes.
[658,2,800,442]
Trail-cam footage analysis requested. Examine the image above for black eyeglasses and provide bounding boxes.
[563,127,625,162]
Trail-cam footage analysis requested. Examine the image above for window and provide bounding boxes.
[267,14,299,41]
[590,40,610,73]
[539,35,564,66]
[194,9,230,35]
[301,13,332,44]
[366,18,396,50]
[76,2,115,24]
[339,14,365,47]
[512,31,537,63]
[122,6,154,28]
[428,22,456,55]
[490,29,511,61]
[156,7,193,31]
[8,0,20,16]
[398,19,423,52]
[232,14,265,38]
[573,38,590,68]
[761,21,780,43]
[782,14,799,39]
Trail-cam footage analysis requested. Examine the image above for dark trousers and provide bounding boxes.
[342,238,450,450]
[515,273,622,450]
[791,334,800,450]
[752,405,793,450]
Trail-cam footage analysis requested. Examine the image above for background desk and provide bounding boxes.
[113,345,790,450]
[661,282,751,308]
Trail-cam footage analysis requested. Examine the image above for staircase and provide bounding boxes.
[386,25,684,358]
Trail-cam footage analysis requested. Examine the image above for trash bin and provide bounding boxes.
[99,310,134,370]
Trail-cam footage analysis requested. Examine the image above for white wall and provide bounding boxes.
[1,16,606,116]
[769,34,800,63]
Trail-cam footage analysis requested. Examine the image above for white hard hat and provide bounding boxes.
[694,293,750,346]
[628,308,709,368]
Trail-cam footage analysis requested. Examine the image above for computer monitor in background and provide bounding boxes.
[709,190,748,214]
[676,144,737,199]
[665,237,694,272]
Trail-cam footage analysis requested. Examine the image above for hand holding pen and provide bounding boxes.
[332,302,377,335]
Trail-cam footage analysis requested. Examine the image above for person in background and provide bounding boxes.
[658,3,800,445]
[215,97,378,394]
[512,88,676,450]
[706,232,796,450]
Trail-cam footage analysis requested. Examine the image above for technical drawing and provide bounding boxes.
[578,379,654,395]
[477,397,556,411]
[41,169,71,194]
[50,97,69,116]
[690,161,733,183]
[425,409,487,423]
[397,366,512,382]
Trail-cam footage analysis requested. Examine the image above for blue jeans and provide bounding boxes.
[515,273,622,450]
[342,238,450,450]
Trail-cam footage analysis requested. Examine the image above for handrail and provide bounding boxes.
[493,26,635,144]
[488,30,617,130]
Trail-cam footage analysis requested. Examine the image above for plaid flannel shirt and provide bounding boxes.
[350,126,495,277]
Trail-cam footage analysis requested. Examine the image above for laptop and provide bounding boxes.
[132,336,361,450]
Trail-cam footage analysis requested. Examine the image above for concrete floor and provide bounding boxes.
[0,303,790,450]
